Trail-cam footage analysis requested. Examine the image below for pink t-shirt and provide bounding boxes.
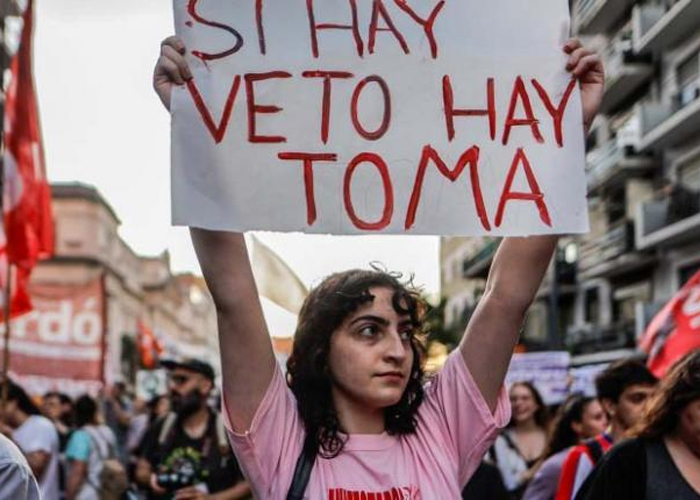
[224,351,510,499]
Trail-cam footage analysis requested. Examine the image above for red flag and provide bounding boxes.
[1,0,54,317]
[640,270,700,378]
[138,321,164,369]
[0,241,32,318]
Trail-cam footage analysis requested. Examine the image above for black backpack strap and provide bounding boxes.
[285,433,317,500]
[501,431,520,455]
[584,437,604,465]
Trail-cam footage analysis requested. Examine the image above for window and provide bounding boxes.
[677,52,699,107]
[585,288,600,324]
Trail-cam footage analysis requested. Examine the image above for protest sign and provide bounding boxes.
[171,0,587,235]
[136,369,168,401]
[505,351,571,405]
[570,363,607,398]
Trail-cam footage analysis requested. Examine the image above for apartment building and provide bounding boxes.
[440,0,700,361]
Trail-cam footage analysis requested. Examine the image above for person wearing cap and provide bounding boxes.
[135,358,251,500]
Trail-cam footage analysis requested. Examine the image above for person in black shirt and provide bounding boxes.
[462,461,510,500]
[135,358,251,500]
[578,350,700,499]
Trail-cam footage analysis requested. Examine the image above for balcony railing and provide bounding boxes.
[566,320,636,354]
[461,239,498,279]
[578,220,638,278]
[636,188,700,249]
[574,0,637,35]
[586,111,654,193]
[586,143,654,195]
[600,36,653,113]
[639,89,700,151]
[633,0,700,54]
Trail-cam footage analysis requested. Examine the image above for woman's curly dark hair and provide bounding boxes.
[286,269,427,458]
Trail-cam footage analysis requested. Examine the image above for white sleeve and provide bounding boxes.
[572,456,594,497]
[21,420,55,454]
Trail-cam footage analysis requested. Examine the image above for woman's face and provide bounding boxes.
[576,399,608,439]
[678,398,700,457]
[327,287,415,413]
[510,384,539,425]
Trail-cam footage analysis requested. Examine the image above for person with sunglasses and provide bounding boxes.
[134,359,251,500]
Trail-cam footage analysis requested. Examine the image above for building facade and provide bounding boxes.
[440,0,700,362]
[6,183,219,394]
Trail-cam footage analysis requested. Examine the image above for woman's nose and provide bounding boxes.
[384,331,408,361]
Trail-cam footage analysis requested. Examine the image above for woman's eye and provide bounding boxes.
[358,325,378,337]
[399,330,412,341]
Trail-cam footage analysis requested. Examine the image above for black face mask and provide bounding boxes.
[170,387,206,419]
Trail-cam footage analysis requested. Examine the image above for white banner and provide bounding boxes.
[506,351,571,405]
[570,363,608,398]
[171,0,587,235]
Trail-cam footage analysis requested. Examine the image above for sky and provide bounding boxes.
[33,0,440,334]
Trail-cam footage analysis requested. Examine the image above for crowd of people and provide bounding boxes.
[0,358,251,500]
[0,27,697,500]
[0,348,698,499]
[464,350,700,499]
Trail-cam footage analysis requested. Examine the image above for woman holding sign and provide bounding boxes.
[153,36,603,500]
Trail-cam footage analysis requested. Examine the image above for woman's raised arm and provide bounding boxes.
[190,229,276,432]
[459,39,604,412]
[459,236,558,411]
[153,37,276,431]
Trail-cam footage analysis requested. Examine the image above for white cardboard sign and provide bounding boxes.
[171,0,588,235]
